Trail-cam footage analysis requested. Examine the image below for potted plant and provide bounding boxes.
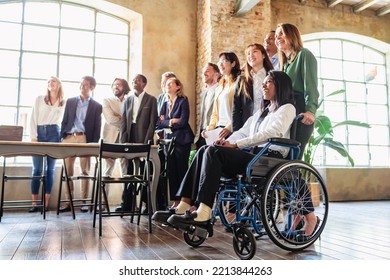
[303,89,371,167]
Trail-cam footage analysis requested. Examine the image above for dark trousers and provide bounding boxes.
[167,142,191,201]
[177,145,255,208]
[294,91,314,159]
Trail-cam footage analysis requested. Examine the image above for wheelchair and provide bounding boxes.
[181,137,329,260]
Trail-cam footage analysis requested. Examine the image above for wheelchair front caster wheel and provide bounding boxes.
[183,232,206,247]
[233,226,256,260]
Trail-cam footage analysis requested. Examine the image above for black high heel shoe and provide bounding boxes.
[295,216,321,242]
[281,216,320,242]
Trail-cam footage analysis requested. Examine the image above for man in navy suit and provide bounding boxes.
[59,76,102,212]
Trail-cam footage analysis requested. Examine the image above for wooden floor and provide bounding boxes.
[0,200,389,260]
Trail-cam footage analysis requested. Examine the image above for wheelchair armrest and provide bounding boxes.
[268,137,301,148]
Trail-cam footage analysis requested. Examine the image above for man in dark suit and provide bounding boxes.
[116,74,157,212]
[59,76,102,212]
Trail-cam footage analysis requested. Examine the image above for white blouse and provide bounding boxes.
[227,103,296,157]
[30,95,65,139]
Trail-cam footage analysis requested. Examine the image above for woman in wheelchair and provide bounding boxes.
[153,70,318,239]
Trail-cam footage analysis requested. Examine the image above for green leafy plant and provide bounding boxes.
[303,89,371,167]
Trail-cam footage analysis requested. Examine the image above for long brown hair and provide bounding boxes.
[276,23,304,70]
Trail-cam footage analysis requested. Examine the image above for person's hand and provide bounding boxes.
[218,128,231,139]
[214,139,237,149]
[299,111,315,125]
[170,118,180,125]
[31,138,38,142]
[160,115,165,120]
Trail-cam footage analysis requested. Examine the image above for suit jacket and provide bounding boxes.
[102,96,126,143]
[157,96,194,145]
[232,75,254,132]
[193,84,217,143]
[61,96,102,143]
[120,92,157,144]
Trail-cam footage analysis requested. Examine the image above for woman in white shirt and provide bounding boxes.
[29,76,65,212]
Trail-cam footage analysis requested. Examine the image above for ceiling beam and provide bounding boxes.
[376,3,390,16]
[353,0,381,13]
[234,0,261,16]
[327,0,344,8]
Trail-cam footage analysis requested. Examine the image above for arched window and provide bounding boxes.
[0,0,130,139]
[303,33,390,167]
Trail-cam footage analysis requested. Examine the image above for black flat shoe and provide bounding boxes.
[167,211,213,236]
[28,206,40,213]
[152,208,176,225]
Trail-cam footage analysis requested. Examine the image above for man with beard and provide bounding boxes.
[100,78,130,210]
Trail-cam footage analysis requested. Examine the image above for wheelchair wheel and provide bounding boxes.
[183,231,206,247]
[261,160,328,251]
[232,226,256,260]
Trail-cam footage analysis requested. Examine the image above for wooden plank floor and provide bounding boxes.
[0,200,389,260]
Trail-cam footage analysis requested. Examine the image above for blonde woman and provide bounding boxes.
[29,76,65,212]
[156,77,194,208]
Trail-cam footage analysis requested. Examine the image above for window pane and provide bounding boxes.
[0,50,20,77]
[346,103,367,123]
[21,53,57,79]
[23,25,59,53]
[93,84,112,105]
[0,22,21,50]
[94,59,128,84]
[343,61,364,82]
[0,3,22,23]
[364,47,384,64]
[345,82,365,103]
[348,145,370,166]
[365,64,386,84]
[321,40,342,59]
[304,41,320,57]
[333,125,346,143]
[62,81,81,99]
[322,80,344,99]
[369,125,389,145]
[370,146,390,166]
[343,41,363,62]
[18,107,33,135]
[24,2,60,26]
[367,105,388,125]
[0,78,19,106]
[366,84,387,105]
[59,56,93,81]
[60,29,94,56]
[61,4,95,30]
[19,79,46,107]
[348,125,368,144]
[0,106,18,125]
[96,13,128,34]
[95,33,128,59]
[323,101,345,123]
[321,58,343,80]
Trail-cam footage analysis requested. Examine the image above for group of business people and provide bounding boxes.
[29,22,320,241]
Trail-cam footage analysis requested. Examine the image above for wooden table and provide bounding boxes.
[0,141,161,212]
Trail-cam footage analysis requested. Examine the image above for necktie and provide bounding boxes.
[254,107,269,133]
